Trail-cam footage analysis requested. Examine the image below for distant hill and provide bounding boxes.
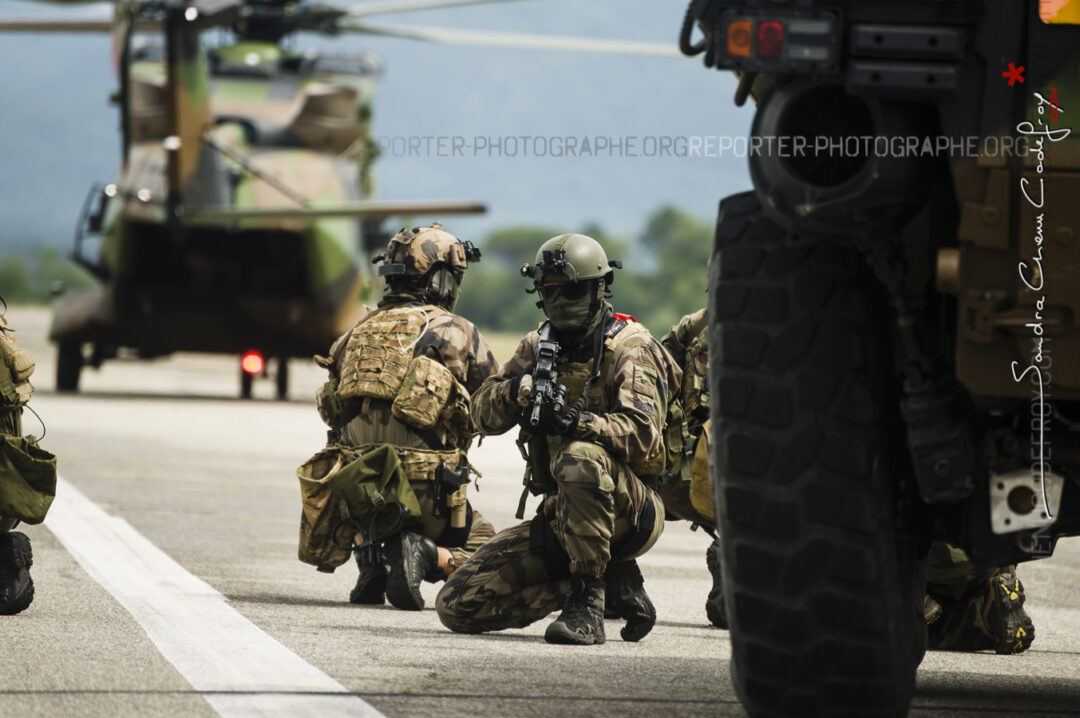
[0,0,753,253]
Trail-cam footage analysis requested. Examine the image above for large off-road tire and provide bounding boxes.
[708,191,926,717]
[56,342,82,393]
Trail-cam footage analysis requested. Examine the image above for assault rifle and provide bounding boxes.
[527,321,568,429]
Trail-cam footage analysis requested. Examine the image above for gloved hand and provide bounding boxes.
[508,365,535,407]
[550,396,585,436]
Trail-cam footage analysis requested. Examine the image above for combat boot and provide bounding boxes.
[385,530,439,611]
[604,559,655,642]
[0,532,34,616]
[545,574,606,645]
[705,537,728,629]
[349,552,388,605]
[985,569,1035,655]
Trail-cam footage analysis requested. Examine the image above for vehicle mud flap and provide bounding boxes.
[529,507,571,580]
[709,191,926,717]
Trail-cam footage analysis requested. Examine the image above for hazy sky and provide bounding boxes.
[0,0,753,252]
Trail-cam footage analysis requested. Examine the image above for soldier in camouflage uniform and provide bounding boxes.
[925,543,1035,654]
[668,307,1036,650]
[436,233,678,645]
[314,224,499,610]
[657,308,727,629]
[0,300,57,615]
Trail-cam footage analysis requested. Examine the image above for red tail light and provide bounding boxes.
[757,21,784,60]
[242,351,264,375]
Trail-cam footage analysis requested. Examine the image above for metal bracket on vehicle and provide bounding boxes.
[989,468,1065,534]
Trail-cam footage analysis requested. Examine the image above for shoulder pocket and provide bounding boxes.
[632,361,658,399]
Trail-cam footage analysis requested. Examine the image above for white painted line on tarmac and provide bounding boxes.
[45,476,384,718]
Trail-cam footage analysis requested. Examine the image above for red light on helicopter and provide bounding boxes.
[757,21,784,60]
[241,351,264,375]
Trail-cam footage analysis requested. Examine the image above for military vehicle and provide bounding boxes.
[682,1,1079,715]
[1,0,677,399]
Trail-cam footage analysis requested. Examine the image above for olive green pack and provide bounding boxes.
[0,316,56,524]
[297,443,422,572]
[0,436,57,524]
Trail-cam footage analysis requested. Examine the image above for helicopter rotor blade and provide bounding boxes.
[179,200,488,225]
[0,18,113,32]
[336,22,681,57]
[347,0,529,18]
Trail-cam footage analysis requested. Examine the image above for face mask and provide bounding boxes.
[541,280,596,333]
[425,266,462,311]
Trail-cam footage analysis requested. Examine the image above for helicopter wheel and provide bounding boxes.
[56,342,82,393]
[275,357,289,401]
[240,368,254,400]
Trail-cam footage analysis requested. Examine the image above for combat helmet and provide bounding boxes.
[375,223,481,311]
[521,233,622,334]
[521,233,621,285]
[377,223,480,278]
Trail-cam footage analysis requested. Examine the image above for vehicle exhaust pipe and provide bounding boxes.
[749,82,938,234]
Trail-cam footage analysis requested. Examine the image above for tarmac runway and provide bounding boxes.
[3,305,1080,718]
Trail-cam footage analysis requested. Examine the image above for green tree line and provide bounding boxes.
[0,246,95,304]
[456,205,712,336]
[1,204,712,337]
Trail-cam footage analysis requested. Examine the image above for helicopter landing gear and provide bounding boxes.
[238,352,288,400]
[240,350,263,400]
[276,357,289,401]
[56,342,82,393]
[240,369,254,400]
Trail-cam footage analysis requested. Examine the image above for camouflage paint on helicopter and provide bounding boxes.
[53,13,382,397]
[0,0,677,398]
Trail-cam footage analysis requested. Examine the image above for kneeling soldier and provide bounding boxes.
[436,233,678,645]
[309,224,499,610]
[0,301,58,615]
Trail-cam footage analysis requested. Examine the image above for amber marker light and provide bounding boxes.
[242,351,264,375]
[727,18,754,58]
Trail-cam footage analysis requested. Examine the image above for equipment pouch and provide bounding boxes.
[688,421,715,523]
[448,484,468,529]
[392,354,455,429]
[315,378,342,429]
[0,326,34,407]
[0,436,57,524]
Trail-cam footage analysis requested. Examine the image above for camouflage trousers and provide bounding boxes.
[437,440,664,633]
[406,479,494,571]
[925,542,1024,650]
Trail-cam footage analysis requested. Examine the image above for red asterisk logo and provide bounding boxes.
[1002,62,1025,86]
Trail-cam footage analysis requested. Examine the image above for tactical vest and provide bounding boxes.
[334,303,472,451]
[552,316,678,478]
[337,304,449,401]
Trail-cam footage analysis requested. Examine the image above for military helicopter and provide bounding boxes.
[0,0,678,399]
